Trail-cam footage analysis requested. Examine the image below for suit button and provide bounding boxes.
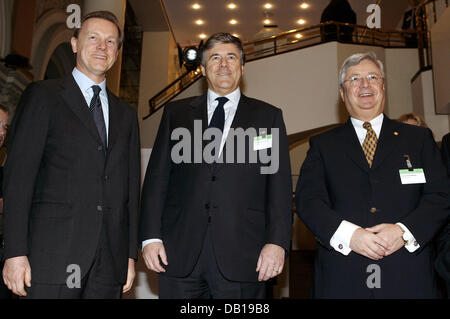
[205,203,210,209]
[104,175,109,181]
[97,205,102,212]
[98,145,103,151]
[338,244,343,250]
[211,176,216,181]
[370,207,377,213]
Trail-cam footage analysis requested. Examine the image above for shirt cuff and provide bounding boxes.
[330,220,360,255]
[396,222,420,252]
[142,238,163,251]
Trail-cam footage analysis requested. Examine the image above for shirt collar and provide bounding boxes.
[351,113,384,137]
[207,88,241,108]
[72,67,107,97]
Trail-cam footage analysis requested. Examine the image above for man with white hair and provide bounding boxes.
[295,52,449,298]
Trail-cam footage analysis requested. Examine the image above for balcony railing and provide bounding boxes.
[145,22,426,120]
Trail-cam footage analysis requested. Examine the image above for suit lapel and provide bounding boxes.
[60,75,103,146]
[371,115,400,170]
[339,119,370,172]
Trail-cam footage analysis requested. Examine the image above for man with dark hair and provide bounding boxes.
[2,11,140,299]
[139,33,292,299]
[295,52,449,298]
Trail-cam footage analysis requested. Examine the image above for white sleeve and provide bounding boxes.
[142,238,163,250]
[396,222,420,253]
[329,220,361,255]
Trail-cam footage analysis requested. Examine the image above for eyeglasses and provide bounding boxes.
[208,54,240,65]
[344,74,383,87]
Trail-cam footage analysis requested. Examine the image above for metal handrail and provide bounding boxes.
[144,21,426,120]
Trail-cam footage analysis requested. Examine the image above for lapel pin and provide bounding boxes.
[394,131,399,136]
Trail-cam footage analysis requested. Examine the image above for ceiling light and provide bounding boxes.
[300,3,309,9]
[227,3,237,9]
[297,19,306,25]
[264,3,273,9]
[199,33,207,39]
[192,3,201,10]
[229,19,238,25]
[263,19,272,25]
[195,19,204,25]
[296,33,303,38]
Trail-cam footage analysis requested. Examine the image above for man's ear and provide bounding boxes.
[70,37,78,54]
[201,65,206,76]
[339,88,345,102]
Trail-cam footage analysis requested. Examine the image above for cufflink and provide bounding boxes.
[414,241,418,246]
[338,244,343,250]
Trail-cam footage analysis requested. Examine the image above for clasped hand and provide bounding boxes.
[349,223,405,260]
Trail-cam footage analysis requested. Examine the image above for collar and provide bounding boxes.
[72,67,107,97]
[351,113,384,137]
[207,88,241,107]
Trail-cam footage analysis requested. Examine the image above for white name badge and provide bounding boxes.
[399,168,426,184]
[253,134,272,151]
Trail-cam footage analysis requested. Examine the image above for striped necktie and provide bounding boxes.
[90,85,107,150]
[362,122,378,167]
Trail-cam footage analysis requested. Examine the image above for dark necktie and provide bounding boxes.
[362,122,378,167]
[208,97,228,159]
[90,85,107,150]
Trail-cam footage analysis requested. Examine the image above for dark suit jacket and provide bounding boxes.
[435,132,450,290]
[295,116,449,298]
[139,94,292,282]
[3,74,141,285]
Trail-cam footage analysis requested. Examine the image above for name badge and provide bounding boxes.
[253,134,272,151]
[399,168,426,184]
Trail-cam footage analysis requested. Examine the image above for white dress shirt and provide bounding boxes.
[72,67,109,142]
[142,88,241,249]
[330,113,419,255]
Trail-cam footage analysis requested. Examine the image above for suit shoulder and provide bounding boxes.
[244,96,282,114]
[309,123,345,143]
[164,95,203,113]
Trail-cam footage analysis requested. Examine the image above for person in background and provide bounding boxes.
[436,132,450,298]
[398,112,428,128]
[320,0,357,43]
[0,104,11,299]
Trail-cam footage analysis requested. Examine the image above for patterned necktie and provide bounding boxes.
[208,97,228,159]
[90,85,107,150]
[362,122,378,167]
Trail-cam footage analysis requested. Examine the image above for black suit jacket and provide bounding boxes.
[3,74,141,285]
[295,116,449,298]
[139,94,292,282]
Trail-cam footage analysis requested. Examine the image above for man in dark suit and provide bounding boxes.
[2,11,140,299]
[139,33,292,299]
[295,52,449,298]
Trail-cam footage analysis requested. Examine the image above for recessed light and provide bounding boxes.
[264,3,273,9]
[229,19,238,25]
[199,33,207,39]
[227,3,237,9]
[192,3,201,10]
[296,33,303,38]
[195,19,204,25]
[297,19,306,25]
[300,2,309,9]
[263,19,272,25]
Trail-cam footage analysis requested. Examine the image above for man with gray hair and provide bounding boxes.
[295,52,449,298]
[139,32,292,298]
